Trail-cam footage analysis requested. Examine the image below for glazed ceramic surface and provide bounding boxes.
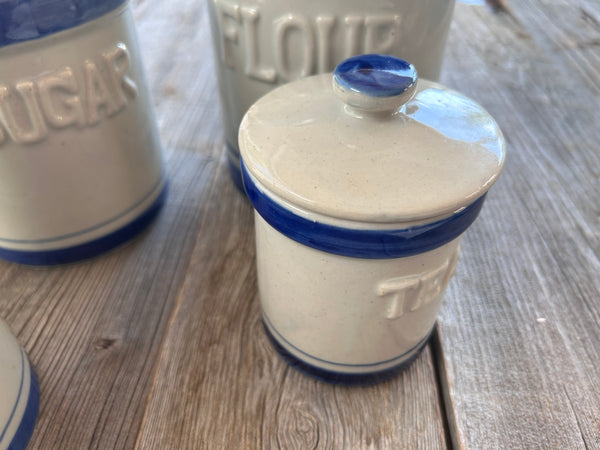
[207,0,456,188]
[0,1,166,265]
[0,319,39,450]
[239,54,506,382]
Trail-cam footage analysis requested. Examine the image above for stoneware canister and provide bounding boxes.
[207,0,456,189]
[0,0,166,265]
[239,54,506,384]
[0,318,39,450]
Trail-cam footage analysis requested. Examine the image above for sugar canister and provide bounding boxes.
[207,0,456,189]
[0,0,166,265]
[239,55,506,384]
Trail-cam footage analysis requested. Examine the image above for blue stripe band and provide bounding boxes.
[0,0,127,48]
[264,312,429,369]
[0,350,25,445]
[333,54,417,98]
[0,183,166,265]
[7,356,40,450]
[263,319,430,385]
[242,160,485,259]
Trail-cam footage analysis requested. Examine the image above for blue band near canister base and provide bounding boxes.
[0,182,167,265]
[242,160,486,259]
[0,0,127,48]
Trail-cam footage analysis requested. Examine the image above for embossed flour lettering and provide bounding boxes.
[378,248,460,320]
[0,43,137,146]
[213,0,401,82]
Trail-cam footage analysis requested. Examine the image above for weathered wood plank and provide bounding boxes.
[436,1,600,448]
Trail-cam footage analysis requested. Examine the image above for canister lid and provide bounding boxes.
[0,318,39,450]
[0,0,126,48]
[239,54,506,223]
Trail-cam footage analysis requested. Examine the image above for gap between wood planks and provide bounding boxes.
[431,325,458,450]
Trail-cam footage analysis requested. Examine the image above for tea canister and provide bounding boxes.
[207,0,456,189]
[0,0,166,265]
[0,318,39,450]
[239,54,506,384]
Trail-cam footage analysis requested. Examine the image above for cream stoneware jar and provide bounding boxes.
[0,318,39,450]
[0,0,166,265]
[207,0,456,189]
[239,54,506,384]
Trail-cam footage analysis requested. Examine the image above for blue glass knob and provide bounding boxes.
[333,54,418,114]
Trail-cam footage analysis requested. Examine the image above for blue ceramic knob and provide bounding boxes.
[333,54,418,113]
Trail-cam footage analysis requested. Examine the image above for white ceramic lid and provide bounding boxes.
[239,54,506,223]
[0,318,39,450]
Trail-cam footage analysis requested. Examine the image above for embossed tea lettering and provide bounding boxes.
[213,0,401,82]
[378,247,460,320]
[0,42,136,147]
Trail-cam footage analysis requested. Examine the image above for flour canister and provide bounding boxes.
[0,318,39,450]
[239,55,506,384]
[0,0,166,265]
[207,0,456,189]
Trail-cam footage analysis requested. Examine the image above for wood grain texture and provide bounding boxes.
[436,1,600,448]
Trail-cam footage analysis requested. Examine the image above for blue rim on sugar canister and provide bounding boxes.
[0,0,166,265]
[239,54,506,384]
[0,318,40,450]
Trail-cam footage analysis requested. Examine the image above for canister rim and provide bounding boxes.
[0,0,127,48]
[242,161,485,259]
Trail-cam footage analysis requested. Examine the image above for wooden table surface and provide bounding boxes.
[2,0,600,448]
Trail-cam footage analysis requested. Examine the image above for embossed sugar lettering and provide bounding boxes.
[213,0,401,82]
[377,248,460,320]
[0,43,137,147]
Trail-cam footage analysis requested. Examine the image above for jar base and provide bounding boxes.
[0,182,167,265]
[263,320,431,385]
